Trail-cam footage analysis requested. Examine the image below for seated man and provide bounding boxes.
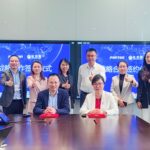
[80,74,118,116]
[33,74,70,115]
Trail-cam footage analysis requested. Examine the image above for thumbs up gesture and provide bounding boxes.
[89,72,94,81]
[5,78,13,86]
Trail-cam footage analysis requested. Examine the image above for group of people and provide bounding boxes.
[79,48,150,123]
[0,48,150,123]
[0,56,73,116]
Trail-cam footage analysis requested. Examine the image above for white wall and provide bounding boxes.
[0,0,150,41]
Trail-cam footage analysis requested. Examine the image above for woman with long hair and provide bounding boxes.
[137,51,150,123]
[27,61,47,113]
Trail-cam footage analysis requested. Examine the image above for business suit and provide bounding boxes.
[111,74,138,114]
[0,69,26,109]
[33,88,70,115]
[80,91,118,115]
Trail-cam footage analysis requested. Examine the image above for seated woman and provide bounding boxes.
[80,74,118,116]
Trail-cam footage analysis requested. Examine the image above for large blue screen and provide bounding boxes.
[0,42,70,94]
[0,42,70,75]
[81,42,150,92]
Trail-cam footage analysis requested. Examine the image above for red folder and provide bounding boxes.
[39,113,59,119]
[87,113,106,118]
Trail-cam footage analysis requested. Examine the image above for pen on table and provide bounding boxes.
[94,119,97,125]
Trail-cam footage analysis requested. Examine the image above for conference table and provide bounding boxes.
[3,114,150,150]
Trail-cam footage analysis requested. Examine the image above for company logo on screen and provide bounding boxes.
[27,55,42,60]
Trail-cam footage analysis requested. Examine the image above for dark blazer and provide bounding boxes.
[33,88,70,115]
[137,69,150,108]
[0,69,26,107]
[58,74,75,108]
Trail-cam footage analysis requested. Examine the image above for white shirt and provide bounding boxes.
[48,91,58,109]
[11,70,21,100]
[77,62,106,94]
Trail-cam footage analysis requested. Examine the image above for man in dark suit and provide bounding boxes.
[33,74,70,115]
[0,55,26,115]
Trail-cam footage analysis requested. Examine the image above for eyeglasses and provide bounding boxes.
[93,82,104,86]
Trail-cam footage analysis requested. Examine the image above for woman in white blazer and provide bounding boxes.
[111,60,138,114]
[80,74,118,115]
